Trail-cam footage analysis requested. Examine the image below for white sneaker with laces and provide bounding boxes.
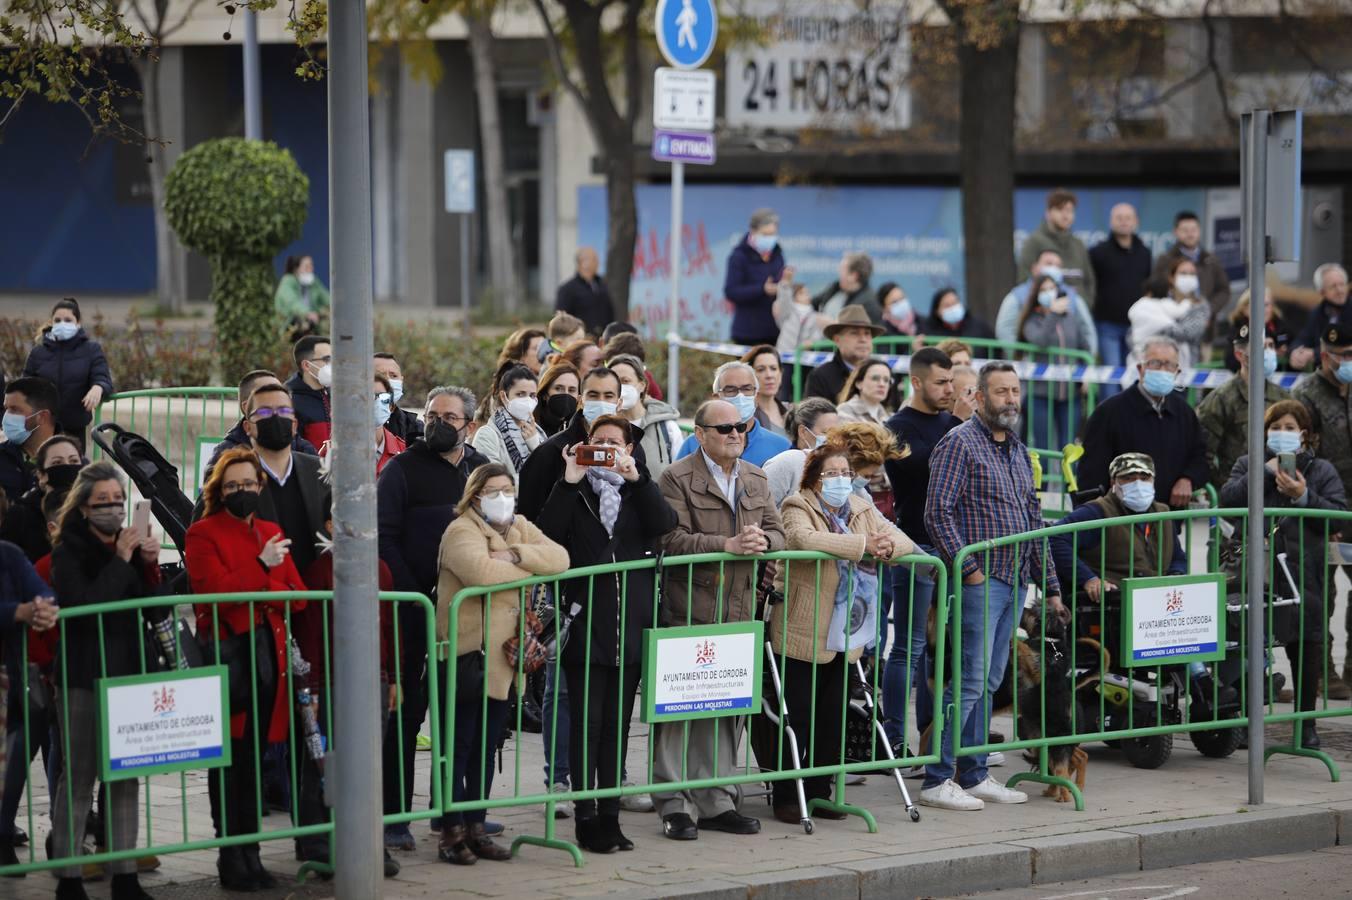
[987,751,1006,767]
[965,776,1027,804]
[619,781,654,812]
[549,782,572,819]
[918,779,984,811]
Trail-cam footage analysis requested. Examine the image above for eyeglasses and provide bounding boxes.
[223,480,261,493]
[821,469,855,480]
[426,412,467,426]
[717,385,758,398]
[590,440,624,448]
[701,422,749,435]
[482,489,516,500]
[311,355,333,365]
[1142,360,1180,373]
[250,407,295,420]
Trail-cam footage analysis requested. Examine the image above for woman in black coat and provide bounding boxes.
[49,461,161,900]
[1221,400,1346,749]
[536,415,676,855]
[22,299,113,437]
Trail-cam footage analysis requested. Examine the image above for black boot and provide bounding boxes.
[575,817,618,854]
[215,846,258,892]
[1302,722,1321,749]
[599,814,633,851]
[0,834,22,878]
[241,844,277,889]
[56,877,90,900]
[110,872,155,900]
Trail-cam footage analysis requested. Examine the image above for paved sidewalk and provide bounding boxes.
[8,713,1352,900]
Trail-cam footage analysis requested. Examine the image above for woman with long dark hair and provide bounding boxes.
[472,365,542,481]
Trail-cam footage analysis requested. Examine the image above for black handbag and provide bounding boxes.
[203,626,276,708]
[454,651,485,704]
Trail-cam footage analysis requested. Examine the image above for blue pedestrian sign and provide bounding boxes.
[656,0,717,70]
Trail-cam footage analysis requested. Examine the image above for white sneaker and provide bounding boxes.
[619,781,654,812]
[845,773,867,786]
[918,779,985,810]
[987,751,1006,767]
[549,782,572,819]
[965,776,1027,804]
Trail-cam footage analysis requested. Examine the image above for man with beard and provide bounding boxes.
[920,362,1063,811]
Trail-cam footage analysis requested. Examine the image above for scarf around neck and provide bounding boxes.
[585,466,625,536]
[493,406,531,472]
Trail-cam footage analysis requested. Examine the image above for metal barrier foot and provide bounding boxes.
[1005,771,1085,811]
[1264,744,1341,782]
[511,834,584,867]
[807,798,877,833]
[295,860,334,882]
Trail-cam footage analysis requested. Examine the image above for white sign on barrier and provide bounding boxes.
[100,667,231,781]
[643,622,762,722]
[1121,575,1226,667]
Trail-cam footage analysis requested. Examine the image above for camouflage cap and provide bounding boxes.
[1109,452,1155,480]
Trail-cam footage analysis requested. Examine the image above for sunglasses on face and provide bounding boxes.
[703,422,749,435]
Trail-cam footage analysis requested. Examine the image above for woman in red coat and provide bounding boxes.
[185,447,305,893]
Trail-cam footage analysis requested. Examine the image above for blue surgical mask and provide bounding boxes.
[1116,480,1156,513]
[582,400,616,424]
[51,322,79,341]
[1338,361,1352,385]
[889,299,912,320]
[851,475,869,493]
[374,396,392,429]
[388,379,404,405]
[1041,265,1064,284]
[1267,430,1302,455]
[729,393,757,423]
[751,233,778,254]
[1037,289,1058,308]
[2,412,33,446]
[939,303,965,326]
[820,476,853,508]
[1141,368,1176,398]
[812,432,827,449]
[1263,349,1278,378]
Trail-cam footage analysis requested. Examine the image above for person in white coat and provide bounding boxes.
[471,365,543,481]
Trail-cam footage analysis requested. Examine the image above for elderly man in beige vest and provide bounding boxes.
[654,399,785,841]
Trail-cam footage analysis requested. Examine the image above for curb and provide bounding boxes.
[653,804,1342,899]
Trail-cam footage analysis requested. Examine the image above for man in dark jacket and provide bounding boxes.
[283,335,332,450]
[803,306,882,403]
[1089,203,1153,375]
[516,368,648,521]
[375,353,423,444]
[812,252,882,325]
[554,247,614,336]
[376,385,486,850]
[1289,263,1348,371]
[207,369,316,470]
[723,208,792,346]
[1079,336,1209,508]
[0,377,62,504]
[1151,211,1231,343]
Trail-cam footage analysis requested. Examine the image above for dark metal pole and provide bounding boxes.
[242,10,262,140]
[327,0,381,893]
[1245,108,1270,806]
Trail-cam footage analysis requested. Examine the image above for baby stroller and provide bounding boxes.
[90,423,196,555]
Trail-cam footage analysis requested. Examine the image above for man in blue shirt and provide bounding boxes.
[676,362,790,467]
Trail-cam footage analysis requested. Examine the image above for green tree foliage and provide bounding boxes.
[164,137,309,381]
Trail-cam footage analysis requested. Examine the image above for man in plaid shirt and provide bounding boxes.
[920,362,1064,810]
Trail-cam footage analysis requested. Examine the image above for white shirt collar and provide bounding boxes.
[259,452,294,486]
[700,449,739,504]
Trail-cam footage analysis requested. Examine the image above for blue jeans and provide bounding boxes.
[882,561,936,746]
[923,578,1017,790]
[1097,321,1130,400]
[541,658,570,786]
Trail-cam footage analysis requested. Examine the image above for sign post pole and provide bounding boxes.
[444,150,477,335]
[668,160,684,411]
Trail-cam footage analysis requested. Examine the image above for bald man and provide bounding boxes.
[1090,203,1153,389]
[555,246,615,336]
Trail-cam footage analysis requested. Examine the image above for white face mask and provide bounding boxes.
[298,271,316,287]
[1174,273,1200,295]
[479,491,515,525]
[505,395,538,421]
[618,384,641,411]
[310,361,332,388]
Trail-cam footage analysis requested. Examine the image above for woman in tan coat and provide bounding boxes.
[434,463,569,865]
[769,442,913,825]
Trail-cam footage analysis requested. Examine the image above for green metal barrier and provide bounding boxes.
[441,549,948,866]
[92,387,239,499]
[0,589,437,879]
[940,506,1352,811]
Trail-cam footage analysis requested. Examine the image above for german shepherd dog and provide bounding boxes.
[1014,611,1102,803]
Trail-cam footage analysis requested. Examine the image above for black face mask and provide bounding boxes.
[253,416,294,451]
[424,419,462,455]
[546,394,578,423]
[224,489,261,519]
[44,463,81,491]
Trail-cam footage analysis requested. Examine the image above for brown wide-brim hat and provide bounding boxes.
[823,305,885,339]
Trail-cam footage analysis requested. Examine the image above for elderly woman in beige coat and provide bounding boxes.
[768,441,913,825]
[434,462,569,865]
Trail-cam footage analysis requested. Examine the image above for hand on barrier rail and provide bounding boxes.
[1083,576,1117,604]
[864,532,894,561]
[725,525,770,555]
[1169,477,1194,509]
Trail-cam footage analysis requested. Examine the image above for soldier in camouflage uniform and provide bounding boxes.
[1196,321,1289,489]
[1293,324,1352,697]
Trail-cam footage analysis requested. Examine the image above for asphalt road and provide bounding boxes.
[950,845,1352,899]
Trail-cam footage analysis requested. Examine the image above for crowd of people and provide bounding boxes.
[0,191,1348,892]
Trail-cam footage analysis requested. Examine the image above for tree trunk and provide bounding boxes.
[135,55,185,314]
[602,143,636,323]
[955,9,1019,323]
[465,9,521,314]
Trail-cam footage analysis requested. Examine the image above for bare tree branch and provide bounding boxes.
[525,0,591,115]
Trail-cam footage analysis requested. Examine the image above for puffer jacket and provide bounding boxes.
[22,328,113,433]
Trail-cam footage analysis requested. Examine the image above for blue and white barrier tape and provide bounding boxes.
[674,339,1305,391]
